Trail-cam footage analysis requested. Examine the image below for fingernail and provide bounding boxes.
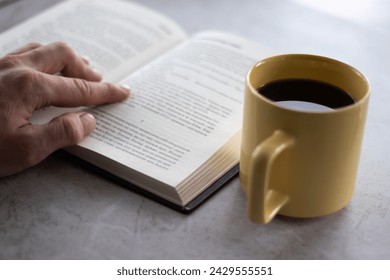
[81,55,91,64]
[79,113,96,136]
[92,68,102,78]
[120,84,131,95]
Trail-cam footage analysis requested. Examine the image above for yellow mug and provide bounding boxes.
[240,54,370,224]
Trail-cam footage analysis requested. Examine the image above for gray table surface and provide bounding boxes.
[1,0,389,259]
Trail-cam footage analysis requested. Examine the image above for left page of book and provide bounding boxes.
[0,0,187,82]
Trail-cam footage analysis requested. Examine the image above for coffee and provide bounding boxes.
[257,78,355,110]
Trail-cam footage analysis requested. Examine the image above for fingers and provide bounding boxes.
[18,42,102,81]
[1,44,130,109]
[34,72,130,108]
[6,42,42,55]
[15,112,96,170]
[0,42,131,177]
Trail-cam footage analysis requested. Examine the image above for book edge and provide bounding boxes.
[53,150,239,214]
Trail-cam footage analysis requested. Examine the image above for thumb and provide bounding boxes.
[32,112,96,158]
[46,112,96,149]
[11,112,96,175]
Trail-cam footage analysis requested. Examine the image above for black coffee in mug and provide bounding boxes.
[257,78,356,111]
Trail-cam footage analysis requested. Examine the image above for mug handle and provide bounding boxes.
[247,130,295,224]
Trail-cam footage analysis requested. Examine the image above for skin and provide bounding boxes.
[0,42,130,177]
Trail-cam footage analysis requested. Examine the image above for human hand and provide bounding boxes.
[0,42,130,177]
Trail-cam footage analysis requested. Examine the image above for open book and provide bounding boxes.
[0,0,273,211]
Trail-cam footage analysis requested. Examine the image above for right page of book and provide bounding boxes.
[79,31,275,187]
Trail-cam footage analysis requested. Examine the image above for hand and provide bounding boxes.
[0,42,130,177]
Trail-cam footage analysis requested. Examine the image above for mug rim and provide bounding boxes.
[247,54,370,114]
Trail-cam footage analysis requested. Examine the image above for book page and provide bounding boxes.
[78,31,275,187]
[0,0,187,81]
